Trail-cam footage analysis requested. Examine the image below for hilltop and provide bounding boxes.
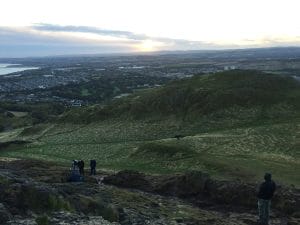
[62,70,300,127]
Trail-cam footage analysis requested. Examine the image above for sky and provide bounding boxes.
[0,0,300,57]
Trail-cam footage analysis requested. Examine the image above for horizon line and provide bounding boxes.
[1,46,300,60]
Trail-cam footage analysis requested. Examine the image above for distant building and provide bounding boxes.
[71,102,82,107]
[70,100,83,107]
[224,66,236,71]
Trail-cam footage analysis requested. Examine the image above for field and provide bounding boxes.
[0,117,299,187]
[1,70,299,187]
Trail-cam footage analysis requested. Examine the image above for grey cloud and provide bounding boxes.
[33,23,149,41]
[0,26,135,57]
[32,23,220,50]
[0,27,74,45]
[0,24,227,57]
[2,24,297,57]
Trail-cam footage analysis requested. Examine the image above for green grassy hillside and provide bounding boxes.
[61,70,300,124]
[0,70,299,186]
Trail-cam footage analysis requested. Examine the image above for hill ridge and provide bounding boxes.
[61,70,300,125]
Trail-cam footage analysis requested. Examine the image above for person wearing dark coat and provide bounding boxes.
[78,160,85,176]
[90,159,96,175]
[68,160,82,182]
[257,173,276,225]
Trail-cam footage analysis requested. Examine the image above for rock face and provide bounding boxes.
[155,171,211,197]
[0,160,120,225]
[0,179,120,224]
[6,212,119,225]
[203,179,257,207]
[1,159,299,225]
[103,170,300,216]
[102,170,152,191]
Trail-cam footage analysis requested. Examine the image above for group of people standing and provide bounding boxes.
[69,159,97,182]
[72,159,97,176]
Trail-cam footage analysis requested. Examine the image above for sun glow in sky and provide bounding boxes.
[138,40,164,52]
[0,0,300,56]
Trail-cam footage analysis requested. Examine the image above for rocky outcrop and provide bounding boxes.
[6,212,119,225]
[1,159,299,225]
[154,170,211,197]
[102,170,152,192]
[0,163,119,225]
[103,170,300,216]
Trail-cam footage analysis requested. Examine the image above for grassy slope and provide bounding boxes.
[0,70,299,186]
[61,70,300,123]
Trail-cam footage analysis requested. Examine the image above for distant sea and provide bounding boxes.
[0,64,39,75]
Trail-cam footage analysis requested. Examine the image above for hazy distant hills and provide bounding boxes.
[1,47,300,65]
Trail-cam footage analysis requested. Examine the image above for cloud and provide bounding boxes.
[0,24,221,57]
[33,23,149,41]
[0,26,138,57]
[33,23,227,50]
[32,23,220,49]
[1,24,300,57]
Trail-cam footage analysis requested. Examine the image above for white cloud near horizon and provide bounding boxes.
[0,25,226,57]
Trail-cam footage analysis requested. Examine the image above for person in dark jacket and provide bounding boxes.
[90,159,96,175]
[78,160,85,176]
[68,160,83,182]
[257,173,276,225]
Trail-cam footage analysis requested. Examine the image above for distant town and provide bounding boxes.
[0,47,300,106]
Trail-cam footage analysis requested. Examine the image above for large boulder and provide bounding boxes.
[204,180,257,207]
[69,195,119,222]
[103,170,152,191]
[155,171,211,197]
[1,182,71,215]
[272,185,300,215]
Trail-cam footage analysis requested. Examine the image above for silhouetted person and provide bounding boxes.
[90,159,96,175]
[257,173,276,225]
[68,160,82,182]
[78,160,85,176]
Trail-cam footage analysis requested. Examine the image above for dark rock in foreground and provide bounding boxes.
[103,170,300,215]
[6,212,118,225]
[1,159,300,225]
